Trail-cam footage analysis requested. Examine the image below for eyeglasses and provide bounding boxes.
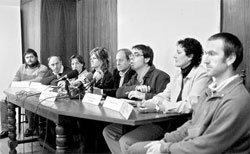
[129,53,144,58]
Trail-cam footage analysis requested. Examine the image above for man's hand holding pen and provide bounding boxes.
[135,85,151,93]
[126,85,151,100]
[127,91,145,100]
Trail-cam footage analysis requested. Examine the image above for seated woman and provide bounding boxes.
[103,38,211,154]
[68,54,88,94]
[69,55,89,86]
[58,55,92,152]
[58,55,89,97]
[77,47,115,152]
[89,47,114,94]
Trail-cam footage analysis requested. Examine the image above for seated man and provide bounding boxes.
[103,44,170,154]
[104,48,136,97]
[39,55,72,143]
[116,44,170,100]
[128,33,250,154]
[0,49,48,139]
[41,56,71,86]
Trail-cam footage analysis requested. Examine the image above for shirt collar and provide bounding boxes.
[208,74,239,93]
[53,65,64,75]
[59,65,64,74]
[119,67,130,77]
[137,66,151,84]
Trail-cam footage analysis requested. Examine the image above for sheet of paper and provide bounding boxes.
[29,82,49,92]
[103,96,123,111]
[11,81,30,88]
[39,90,58,103]
[119,98,139,107]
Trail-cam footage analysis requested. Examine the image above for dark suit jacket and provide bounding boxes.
[41,66,72,86]
[116,66,170,100]
[104,68,136,97]
[94,70,114,90]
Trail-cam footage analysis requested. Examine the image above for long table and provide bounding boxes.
[4,87,188,154]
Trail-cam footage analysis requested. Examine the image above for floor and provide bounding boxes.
[0,138,53,154]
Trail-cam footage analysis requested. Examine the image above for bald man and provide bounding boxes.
[41,56,71,86]
[104,48,136,97]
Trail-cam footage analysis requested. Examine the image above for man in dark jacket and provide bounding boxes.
[104,48,136,97]
[39,56,72,147]
[103,44,170,154]
[116,44,170,100]
[41,56,71,86]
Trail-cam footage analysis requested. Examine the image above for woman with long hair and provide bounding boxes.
[89,47,114,90]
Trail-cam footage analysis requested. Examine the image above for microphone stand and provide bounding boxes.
[65,79,72,99]
[77,83,85,98]
[90,85,94,94]
[90,81,96,94]
[67,81,85,99]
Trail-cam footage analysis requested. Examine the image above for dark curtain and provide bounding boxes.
[41,0,77,68]
[77,0,117,71]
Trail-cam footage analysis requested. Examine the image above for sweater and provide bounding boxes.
[13,63,48,82]
[161,76,250,154]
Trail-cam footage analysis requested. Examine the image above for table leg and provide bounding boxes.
[8,103,18,154]
[55,124,67,154]
[38,116,46,139]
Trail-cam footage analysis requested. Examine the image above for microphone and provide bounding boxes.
[69,72,94,99]
[85,71,103,90]
[56,70,79,82]
[83,72,94,85]
[85,78,96,94]
[85,77,96,90]
[93,70,104,81]
[88,78,96,88]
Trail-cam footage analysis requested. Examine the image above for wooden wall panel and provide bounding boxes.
[21,0,41,60]
[222,0,250,91]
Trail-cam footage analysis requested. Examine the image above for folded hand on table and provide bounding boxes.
[137,99,158,113]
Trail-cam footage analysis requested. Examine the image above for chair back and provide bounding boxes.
[240,70,246,85]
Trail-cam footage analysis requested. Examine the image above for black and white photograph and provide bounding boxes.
[0,0,249,154]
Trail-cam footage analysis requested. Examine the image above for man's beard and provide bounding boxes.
[26,60,39,68]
